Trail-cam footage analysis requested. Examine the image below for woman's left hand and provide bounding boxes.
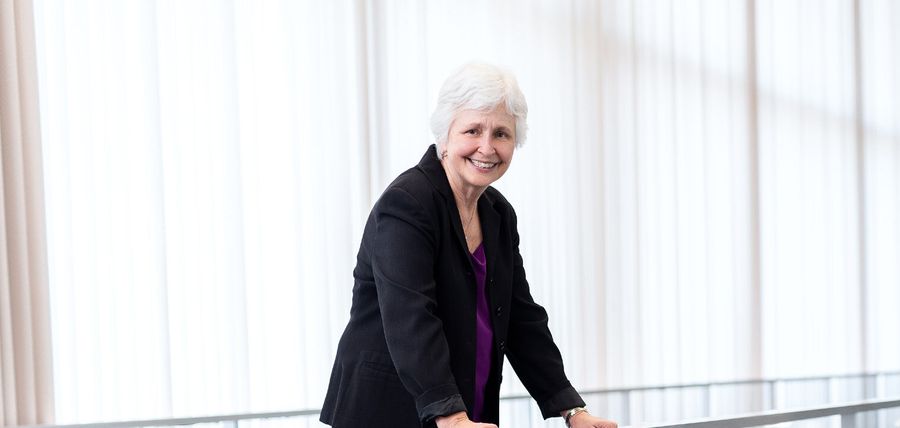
[567,411,618,428]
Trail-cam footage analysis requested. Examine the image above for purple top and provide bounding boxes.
[470,243,493,422]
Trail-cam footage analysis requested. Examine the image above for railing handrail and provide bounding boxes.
[15,371,900,428]
[14,409,320,428]
[500,370,900,400]
[632,396,900,428]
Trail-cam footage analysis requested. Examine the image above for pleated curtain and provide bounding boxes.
[0,0,54,426]
[22,0,900,426]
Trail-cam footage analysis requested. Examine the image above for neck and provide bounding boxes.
[441,164,485,211]
[452,188,484,226]
[452,188,481,213]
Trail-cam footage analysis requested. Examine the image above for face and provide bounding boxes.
[441,105,516,196]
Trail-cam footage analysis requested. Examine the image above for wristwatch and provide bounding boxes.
[564,407,588,427]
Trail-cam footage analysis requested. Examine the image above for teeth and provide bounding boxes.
[470,159,496,169]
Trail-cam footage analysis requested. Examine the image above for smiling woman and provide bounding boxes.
[440,105,517,249]
[319,63,617,428]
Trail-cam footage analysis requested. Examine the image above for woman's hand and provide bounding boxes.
[567,411,618,428]
[435,411,498,428]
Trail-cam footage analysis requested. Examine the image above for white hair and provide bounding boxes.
[430,62,528,153]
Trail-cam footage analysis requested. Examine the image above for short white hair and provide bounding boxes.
[430,62,528,153]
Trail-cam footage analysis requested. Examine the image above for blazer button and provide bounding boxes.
[495,306,503,317]
[499,340,506,352]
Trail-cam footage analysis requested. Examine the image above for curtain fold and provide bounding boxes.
[0,0,55,426]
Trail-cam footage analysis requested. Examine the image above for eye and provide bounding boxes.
[464,128,479,135]
[494,130,509,139]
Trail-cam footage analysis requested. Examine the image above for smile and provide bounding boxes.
[468,158,499,169]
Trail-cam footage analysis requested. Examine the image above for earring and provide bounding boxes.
[441,150,448,159]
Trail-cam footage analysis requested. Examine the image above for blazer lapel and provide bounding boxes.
[479,194,501,282]
[416,145,472,260]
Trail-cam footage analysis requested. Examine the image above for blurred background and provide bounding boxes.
[2,0,899,427]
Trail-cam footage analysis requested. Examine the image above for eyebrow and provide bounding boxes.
[461,122,513,132]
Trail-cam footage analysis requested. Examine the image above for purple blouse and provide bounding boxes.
[470,243,493,422]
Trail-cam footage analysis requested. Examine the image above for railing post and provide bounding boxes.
[223,420,239,428]
[767,380,776,410]
[841,412,857,428]
[702,385,710,418]
[529,399,534,428]
[865,373,878,399]
[623,391,631,427]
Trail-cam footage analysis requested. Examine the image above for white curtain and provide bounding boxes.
[34,0,370,422]
[0,0,54,426]
[30,0,900,426]
[860,0,900,376]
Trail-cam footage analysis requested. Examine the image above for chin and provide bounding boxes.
[468,177,498,188]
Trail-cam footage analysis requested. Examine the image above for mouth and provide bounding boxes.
[467,158,499,170]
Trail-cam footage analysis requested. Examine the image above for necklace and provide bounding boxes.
[461,203,477,241]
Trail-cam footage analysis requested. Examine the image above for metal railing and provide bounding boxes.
[500,371,900,427]
[15,409,320,428]
[639,397,900,428]
[15,371,900,428]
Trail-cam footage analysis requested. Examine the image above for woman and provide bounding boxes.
[320,63,617,428]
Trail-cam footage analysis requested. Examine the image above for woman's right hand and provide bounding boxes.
[435,411,498,428]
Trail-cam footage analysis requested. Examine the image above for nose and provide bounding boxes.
[478,132,496,155]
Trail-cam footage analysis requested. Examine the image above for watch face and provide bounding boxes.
[565,408,588,427]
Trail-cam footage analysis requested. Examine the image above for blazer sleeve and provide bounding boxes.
[505,209,586,419]
[370,187,467,422]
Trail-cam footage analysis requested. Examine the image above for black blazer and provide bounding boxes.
[320,145,584,427]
